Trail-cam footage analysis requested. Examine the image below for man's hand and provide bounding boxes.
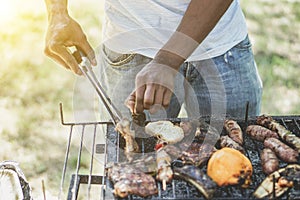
[44,13,96,75]
[126,61,178,114]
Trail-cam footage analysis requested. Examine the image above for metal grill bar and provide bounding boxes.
[58,103,110,200]
[87,125,97,200]
[71,125,85,200]
[59,124,74,200]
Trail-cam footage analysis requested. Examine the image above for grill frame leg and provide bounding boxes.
[67,174,80,200]
[67,174,105,200]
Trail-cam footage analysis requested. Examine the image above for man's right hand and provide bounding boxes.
[44,13,96,75]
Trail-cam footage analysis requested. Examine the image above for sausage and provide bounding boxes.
[257,115,300,153]
[264,137,299,163]
[224,120,243,145]
[220,135,245,154]
[260,148,279,174]
[246,125,279,141]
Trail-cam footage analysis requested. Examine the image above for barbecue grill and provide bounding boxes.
[57,103,300,200]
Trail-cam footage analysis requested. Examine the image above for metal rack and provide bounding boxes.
[58,103,300,199]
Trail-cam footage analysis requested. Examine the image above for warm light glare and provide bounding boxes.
[0,0,17,24]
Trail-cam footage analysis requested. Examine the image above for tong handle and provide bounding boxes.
[72,50,123,125]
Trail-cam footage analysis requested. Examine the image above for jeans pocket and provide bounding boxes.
[102,45,136,68]
[234,35,252,50]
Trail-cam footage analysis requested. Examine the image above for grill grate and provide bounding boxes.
[58,103,300,200]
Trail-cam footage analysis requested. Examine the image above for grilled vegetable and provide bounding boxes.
[257,115,300,153]
[180,142,216,167]
[219,135,245,154]
[260,148,279,174]
[207,147,252,187]
[254,164,300,199]
[145,120,184,144]
[174,165,217,199]
[264,137,299,163]
[224,119,243,145]
[116,118,139,162]
[155,143,173,190]
[246,125,279,141]
[107,163,158,198]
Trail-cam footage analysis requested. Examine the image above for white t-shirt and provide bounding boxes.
[102,0,248,61]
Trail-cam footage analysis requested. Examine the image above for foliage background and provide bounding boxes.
[0,0,299,199]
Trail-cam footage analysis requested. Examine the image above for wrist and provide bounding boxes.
[153,50,185,71]
[48,8,68,20]
[45,0,69,20]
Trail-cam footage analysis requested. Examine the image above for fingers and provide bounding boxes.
[135,85,146,114]
[78,40,97,66]
[46,42,82,75]
[54,45,83,75]
[44,48,70,70]
[125,91,136,113]
[162,89,172,107]
[149,86,164,114]
[143,84,155,110]
[128,84,172,114]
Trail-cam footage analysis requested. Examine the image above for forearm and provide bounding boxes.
[44,0,68,19]
[154,0,233,70]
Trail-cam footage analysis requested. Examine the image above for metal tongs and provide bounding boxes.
[73,50,123,126]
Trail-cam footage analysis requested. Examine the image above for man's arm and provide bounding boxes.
[44,0,96,75]
[154,0,234,70]
[129,0,233,113]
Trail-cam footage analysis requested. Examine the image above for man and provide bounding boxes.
[44,0,262,119]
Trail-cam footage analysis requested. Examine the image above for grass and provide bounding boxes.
[241,0,300,115]
[0,0,299,199]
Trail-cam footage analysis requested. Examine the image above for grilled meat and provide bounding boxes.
[107,163,158,198]
[257,115,300,153]
[179,119,199,136]
[264,137,299,163]
[163,144,182,160]
[180,142,216,167]
[155,143,173,190]
[129,156,157,174]
[115,118,139,162]
[224,119,243,145]
[207,147,252,187]
[260,148,279,175]
[219,135,245,154]
[173,165,217,199]
[254,164,300,199]
[194,122,220,144]
[246,125,279,141]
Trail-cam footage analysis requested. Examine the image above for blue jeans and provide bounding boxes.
[98,35,262,120]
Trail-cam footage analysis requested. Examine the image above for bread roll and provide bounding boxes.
[145,121,184,144]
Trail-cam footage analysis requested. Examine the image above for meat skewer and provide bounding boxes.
[219,135,245,154]
[260,148,279,174]
[264,137,299,163]
[155,143,173,190]
[116,119,139,162]
[224,119,243,145]
[246,125,279,141]
[257,115,300,153]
